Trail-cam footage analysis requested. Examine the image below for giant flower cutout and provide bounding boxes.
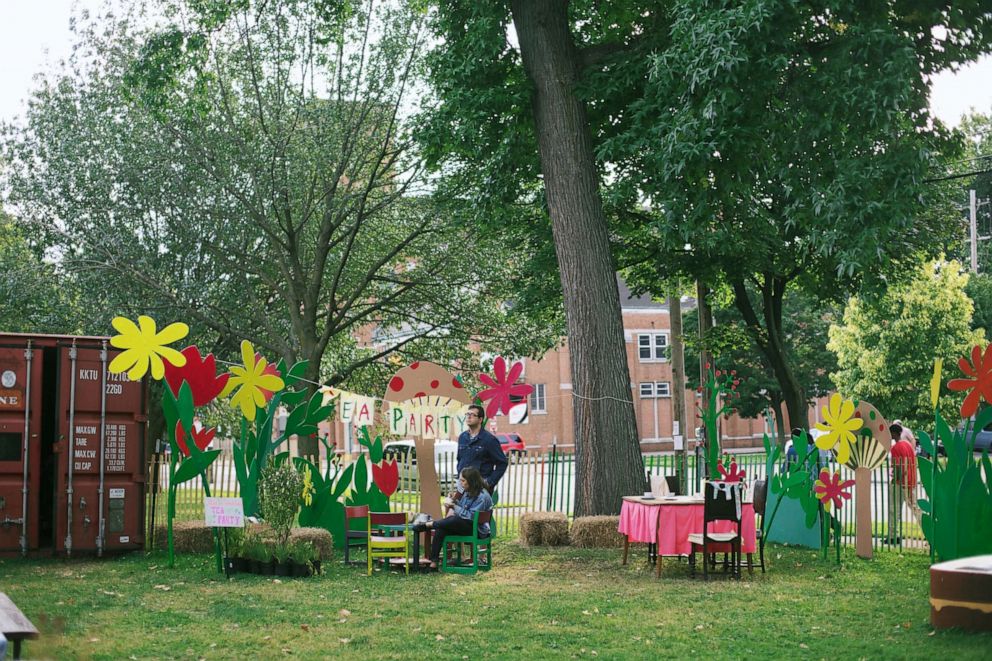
[717,459,746,483]
[301,465,316,507]
[220,340,285,421]
[477,356,534,418]
[174,421,215,457]
[163,345,231,407]
[948,344,992,418]
[930,358,943,410]
[371,459,399,497]
[109,315,189,381]
[814,393,863,465]
[813,469,855,511]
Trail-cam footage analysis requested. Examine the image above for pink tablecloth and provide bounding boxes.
[618,498,756,555]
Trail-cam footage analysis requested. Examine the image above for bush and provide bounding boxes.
[258,459,304,548]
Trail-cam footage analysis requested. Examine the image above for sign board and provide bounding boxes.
[673,434,683,450]
[204,497,245,528]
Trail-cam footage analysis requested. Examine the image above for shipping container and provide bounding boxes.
[0,333,147,556]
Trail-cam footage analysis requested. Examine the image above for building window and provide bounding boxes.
[529,383,546,413]
[637,333,668,361]
[639,382,672,398]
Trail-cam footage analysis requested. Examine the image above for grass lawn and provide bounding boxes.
[1,543,988,659]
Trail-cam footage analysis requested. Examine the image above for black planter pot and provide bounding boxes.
[261,558,275,575]
[293,561,309,577]
[275,561,293,577]
[235,557,250,573]
[250,559,263,574]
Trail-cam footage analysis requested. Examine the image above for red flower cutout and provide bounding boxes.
[163,345,231,407]
[174,420,215,457]
[947,344,992,418]
[717,459,746,483]
[477,356,534,418]
[255,353,283,402]
[371,459,399,497]
[813,469,855,512]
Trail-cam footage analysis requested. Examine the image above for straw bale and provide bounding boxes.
[289,527,334,560]
[569,516,623,548]
[153,520,215,553]
[519,512,569,546]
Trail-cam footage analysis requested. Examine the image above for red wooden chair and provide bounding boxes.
[344,505,369,565]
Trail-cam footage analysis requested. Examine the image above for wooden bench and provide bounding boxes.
[0,593,39,660]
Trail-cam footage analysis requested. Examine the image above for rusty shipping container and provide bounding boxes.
[0,333,148,556]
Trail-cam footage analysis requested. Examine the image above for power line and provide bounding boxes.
[925,168,992,183]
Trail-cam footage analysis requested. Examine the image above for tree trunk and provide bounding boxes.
[772,398,787,447]
[730,276,809,434]
[511,0,644,515]
[669,291,688,494]
[697,281,714,446]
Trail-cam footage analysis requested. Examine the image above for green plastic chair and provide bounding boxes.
[440,510,493,575]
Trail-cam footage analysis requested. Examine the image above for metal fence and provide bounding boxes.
[145,446,930,552]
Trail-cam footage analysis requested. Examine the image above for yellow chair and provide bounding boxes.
[368,512,409,575]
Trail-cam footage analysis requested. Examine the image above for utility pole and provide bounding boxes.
[669,289,688,494]
[971,189,979,273]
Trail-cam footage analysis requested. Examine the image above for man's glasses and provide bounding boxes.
[466,413,480,418]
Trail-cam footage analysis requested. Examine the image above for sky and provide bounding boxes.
[1,1,990,128]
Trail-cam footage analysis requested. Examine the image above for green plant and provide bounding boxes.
[288,540,317,564]
[258,459,304,549]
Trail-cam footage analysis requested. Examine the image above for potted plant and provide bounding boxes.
[289,540,316,577]
[273,543,292,576]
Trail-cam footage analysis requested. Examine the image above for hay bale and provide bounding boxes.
[153,520,215,553]
[289,527,334,561]
[519,512,569,546]
[569,516,623,548]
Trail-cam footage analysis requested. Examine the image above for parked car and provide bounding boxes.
[495,433,526,456]
[956,421,992,454]
[382,440,459,492]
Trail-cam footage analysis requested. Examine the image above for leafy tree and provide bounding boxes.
[611,0,987,433]
[682,287,840,445]
[1,1,555,398]
[0,212,79,334]
[828,259,983,431]
[420,1,650,515]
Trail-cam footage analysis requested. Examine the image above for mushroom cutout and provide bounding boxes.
[382,361,474,407]
[381,361,473,520]
[846,399,892,559]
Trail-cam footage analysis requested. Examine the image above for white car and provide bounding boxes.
[382,439,459,492]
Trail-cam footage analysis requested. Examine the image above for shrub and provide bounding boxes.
[258,459,304,548]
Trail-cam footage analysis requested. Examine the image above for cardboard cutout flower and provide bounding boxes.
[301,466,316,507]
[813,469,855,511]
[930,358,943,410]
[163,345,231,407]
[220,340,285,421]
[109,315,189,381]
[814,393,863,465]
[255,353,283,399]
[371,459,400,497]
[717,459,746,483]
[478,356,534,418]
[174,421,215,457]
[947,344,992,418]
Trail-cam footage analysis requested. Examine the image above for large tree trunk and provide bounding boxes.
[511,0,644,515]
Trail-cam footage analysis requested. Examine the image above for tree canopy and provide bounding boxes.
[1,0,556,393]
[829,258,983,430]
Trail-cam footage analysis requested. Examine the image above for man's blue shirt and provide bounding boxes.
[456,428,508,490]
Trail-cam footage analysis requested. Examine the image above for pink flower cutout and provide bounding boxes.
[813,469,855,511]
[477,356,534,418]
[717,459,746,483]
[947,344,992,418]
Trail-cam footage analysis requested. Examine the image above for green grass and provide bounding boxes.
[2,544,988,659]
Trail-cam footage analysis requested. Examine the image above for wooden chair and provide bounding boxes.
[440,510,493,575]
[367,512,409,576]
[688,482,743,580]
[665,475,681,496]
[344,505,369,565]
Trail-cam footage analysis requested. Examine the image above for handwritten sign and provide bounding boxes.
[204,497,245,528]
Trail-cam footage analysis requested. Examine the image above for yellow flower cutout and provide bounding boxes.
[109,315,189,381]
[220,340,285,421]
[301,466,315,507]
[814,393,863,465]
[930,358,943,409]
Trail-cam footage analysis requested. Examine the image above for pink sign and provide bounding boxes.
[204,497,245,528]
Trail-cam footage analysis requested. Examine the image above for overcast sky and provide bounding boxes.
[1,1,990,128]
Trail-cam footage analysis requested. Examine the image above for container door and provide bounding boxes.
[54,341,147,554]
[0,341,43,552]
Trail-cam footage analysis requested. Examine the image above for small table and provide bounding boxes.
[0,592,39,660]
[377,523,433,572]
[618,495,757,577]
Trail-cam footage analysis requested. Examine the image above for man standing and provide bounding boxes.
[887,421,917,544]
[455,405,508,493]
